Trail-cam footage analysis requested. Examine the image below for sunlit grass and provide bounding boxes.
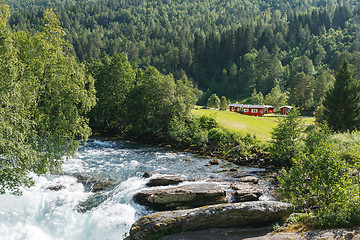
[192,107,315,143]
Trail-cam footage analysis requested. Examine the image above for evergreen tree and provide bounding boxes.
[322,60,360,132]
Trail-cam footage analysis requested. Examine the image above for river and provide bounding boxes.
[0,138,261,240]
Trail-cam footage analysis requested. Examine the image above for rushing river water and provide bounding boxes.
[0,138,261,240]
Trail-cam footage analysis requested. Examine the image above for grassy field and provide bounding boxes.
[192,107,315,143]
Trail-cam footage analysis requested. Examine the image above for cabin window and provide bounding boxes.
[251,109,258,113]
[243,108,249,112]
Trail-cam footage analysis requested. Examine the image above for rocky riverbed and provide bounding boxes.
[127,172,293,240]
[127,172,360,240]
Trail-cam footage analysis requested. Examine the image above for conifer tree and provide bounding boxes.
[322,60,360,132]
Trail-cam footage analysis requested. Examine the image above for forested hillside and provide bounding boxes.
[4,0,85,10]
[6,0,360,111]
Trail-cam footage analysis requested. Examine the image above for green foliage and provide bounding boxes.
[251,89,264,105]
[168,115,216,147]
[207,127,257,155]
[313,69,335,107]
[126,67,197,138]
[169,113,258,155]
[264,83,288,110]
[278,125,360,227]
[197,115,218,130]
[207,93,220,109]
[0,5,96,194]
[289,72,315,111]
[269,108,303,166]
[220,96,228,111]
[5,0,360,107]
[322,60,360,132]
[88,53,136,134]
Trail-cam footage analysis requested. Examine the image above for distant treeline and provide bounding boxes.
[6,0,360,111]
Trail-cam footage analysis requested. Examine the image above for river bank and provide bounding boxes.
[102,136,360,240]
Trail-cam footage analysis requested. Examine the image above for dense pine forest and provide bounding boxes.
[5,0,360,111]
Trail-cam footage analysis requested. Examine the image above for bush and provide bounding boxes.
[197,115,218,130]
[207,127,258,155]
[168,115,218,147]
[207,93,220,108]
[269,108,304,166]
[278,126,360,228]
[169,114,258,156]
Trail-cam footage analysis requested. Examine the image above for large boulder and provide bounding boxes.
[231,182,263,202]
[133,183,227,211]
[66,173,116,192]
[146,174,185,187]
[130,201,294,240]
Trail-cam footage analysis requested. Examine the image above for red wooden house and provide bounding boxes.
[242,105,265,116]
[229,104,274,117]
[229,104,242,113]
[279,106,293,115]
[264,105,274,114]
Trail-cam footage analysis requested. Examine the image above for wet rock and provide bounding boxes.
[69,173,116,192]
[146,174,184,187]
[225,171,247,178]
[143,172,157,178]
[229,168,238,172]
[47,185,66,191]
[133,183,227,211]
[209,159,220,165]
[231,182,263,202]
[76,193,108,213]
[91,180,114,192]
[129,201,294,240]
[238,176,259,184]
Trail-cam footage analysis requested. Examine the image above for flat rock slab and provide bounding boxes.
[161,228,360,240]
[238,176,260,184]
[133,183,227,211]
[130,201,294,240]
[146,174,185,187]
[231,182,263,202]
[159,227,291,240]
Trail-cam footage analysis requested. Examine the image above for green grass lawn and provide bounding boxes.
[192,107,315,143]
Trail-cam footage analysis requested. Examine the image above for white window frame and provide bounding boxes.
[243,108,249,112]
[251,109,258,113]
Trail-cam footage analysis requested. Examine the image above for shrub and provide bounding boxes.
[207,93,220,108]
[269,108,304,166]
[207,127,258,155]
[197,115,218,130]
[168,116,209,147]
[278,126,360,227]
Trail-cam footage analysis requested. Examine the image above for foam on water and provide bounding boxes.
[0,138,259,239]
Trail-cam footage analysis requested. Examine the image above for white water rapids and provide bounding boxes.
[0,138,259,240]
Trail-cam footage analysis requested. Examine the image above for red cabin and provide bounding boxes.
[229,104,242,113]
[279,106,293,115]
[242,105,265,116]
[229,104,274,117]
[264,105,274,114]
